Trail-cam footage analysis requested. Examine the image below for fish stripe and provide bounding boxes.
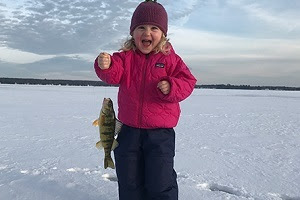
[101,139,114,143]
[101,131,114,136]
[102,122,115,126]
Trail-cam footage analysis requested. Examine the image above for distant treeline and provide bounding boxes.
[0,77,113,87]
[0,77,299,91]
[195,84,300,91]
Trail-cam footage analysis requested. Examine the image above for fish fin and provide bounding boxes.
[92,119,99,126]
[96,140,104,149]
[99,114,105,125]
[114,119,123,137]
[111,139,119,151]
[104,157,115,169]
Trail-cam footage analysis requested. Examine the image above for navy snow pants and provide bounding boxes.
[114,125,178,200]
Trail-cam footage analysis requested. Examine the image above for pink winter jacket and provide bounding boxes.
[94,46,197,129]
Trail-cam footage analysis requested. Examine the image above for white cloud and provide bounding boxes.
[0,45,100,65]
[169,26,300,85]
[0,46,56,64]
[0,0,137,54]
[170,26,300,59]
[163,0,204,26]
[228,0,300,32]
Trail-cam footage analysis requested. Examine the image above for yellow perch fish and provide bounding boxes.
[93,98,119,169]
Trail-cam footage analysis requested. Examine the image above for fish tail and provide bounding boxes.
[104,156,115,169]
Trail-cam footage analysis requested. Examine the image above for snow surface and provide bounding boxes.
[0,84,299,200]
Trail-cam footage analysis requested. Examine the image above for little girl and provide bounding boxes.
[94,0,197,199]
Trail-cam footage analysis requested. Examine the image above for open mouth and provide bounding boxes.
[142,39,152,46]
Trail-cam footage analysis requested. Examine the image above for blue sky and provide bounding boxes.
[0,0,300,86]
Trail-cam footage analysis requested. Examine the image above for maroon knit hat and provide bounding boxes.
[130,0,168,36]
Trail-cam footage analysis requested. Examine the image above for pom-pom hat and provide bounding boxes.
[130,0,168,36]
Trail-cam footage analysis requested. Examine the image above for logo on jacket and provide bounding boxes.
[155,63,165,68]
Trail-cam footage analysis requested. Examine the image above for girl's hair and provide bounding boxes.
[120,35,171,55]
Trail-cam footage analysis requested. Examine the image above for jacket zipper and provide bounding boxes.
[138,53,149,127]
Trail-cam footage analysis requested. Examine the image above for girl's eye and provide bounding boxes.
[137,26,145,30]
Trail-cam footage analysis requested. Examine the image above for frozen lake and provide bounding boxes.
[0,84,299,200]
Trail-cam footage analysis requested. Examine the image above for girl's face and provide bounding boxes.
[132,25,163,54]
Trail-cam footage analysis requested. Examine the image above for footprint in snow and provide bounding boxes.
[66,167,95,174]
[197,182,251,198]
[66,167,118,182]
[0,165,8,170]
[102,173,118,182]
[177,172,189,180]
[176,172,192,184]
[268,193,300,200]
[19,167,54,176]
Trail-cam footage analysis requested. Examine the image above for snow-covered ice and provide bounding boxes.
[0,84,299,200]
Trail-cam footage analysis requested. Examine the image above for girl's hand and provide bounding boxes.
[97,52,111,70]
[157,80,170,95]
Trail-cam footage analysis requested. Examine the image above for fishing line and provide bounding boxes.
[104,84,108,97]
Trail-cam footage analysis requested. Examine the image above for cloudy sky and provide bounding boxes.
[0,0,300,86]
